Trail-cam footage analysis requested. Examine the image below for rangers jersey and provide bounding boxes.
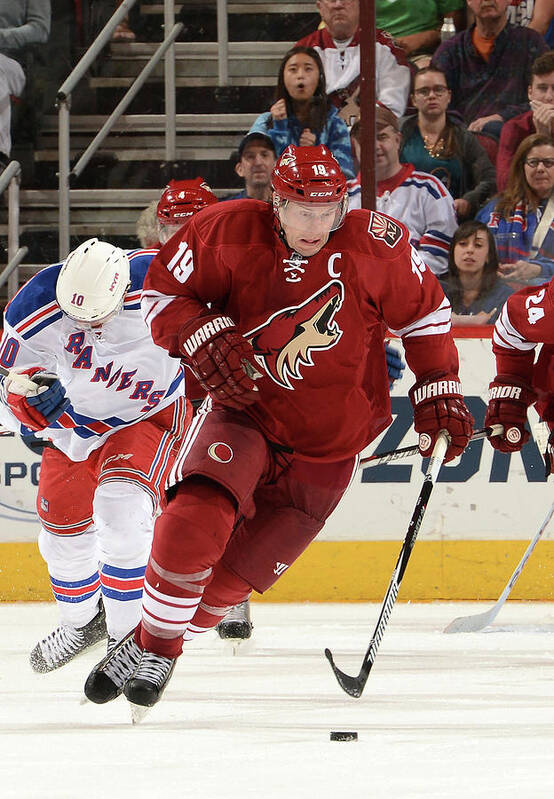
[0,249,185,461]
[142,200,460,462]
[350,163,458,277]
[296,27,411,118]
[492,279,554,423]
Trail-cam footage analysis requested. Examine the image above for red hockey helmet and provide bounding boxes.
[157,178,218,243]
[272,145,348,232]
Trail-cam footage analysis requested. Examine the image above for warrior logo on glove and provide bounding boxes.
[409,373,474,463]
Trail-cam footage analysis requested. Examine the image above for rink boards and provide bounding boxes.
[0,332,553,602]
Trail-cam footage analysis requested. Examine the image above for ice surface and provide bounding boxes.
[1,601,554,799]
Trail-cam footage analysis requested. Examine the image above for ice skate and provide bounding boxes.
[216,600,253,641]
[124,649,176,722]
[30,601,107,673]
[84,629,142,704]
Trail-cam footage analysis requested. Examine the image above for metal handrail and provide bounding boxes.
[71,23,183,180]
[57,0,181,259]
[0,161,24,299]
[56,0,231,259]
[0,246,28,293]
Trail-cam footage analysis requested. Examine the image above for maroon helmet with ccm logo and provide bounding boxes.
[271,144,348,231]
[156,178,218,243]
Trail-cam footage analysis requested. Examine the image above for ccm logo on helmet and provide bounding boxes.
[309,191,334,197]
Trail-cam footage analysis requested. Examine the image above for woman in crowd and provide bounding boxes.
[400,66,496,221]
[247,45,355,180]
[443,220,513,326]
[476,133,554,284]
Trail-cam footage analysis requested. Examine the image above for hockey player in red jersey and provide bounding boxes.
[484,278,554,474]
[156,177,218,246]
[85,144,473,715]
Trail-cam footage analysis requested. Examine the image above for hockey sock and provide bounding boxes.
[183,562,252,642]
[139,478,237,658]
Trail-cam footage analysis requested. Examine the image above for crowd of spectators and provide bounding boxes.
[4,0,554,330]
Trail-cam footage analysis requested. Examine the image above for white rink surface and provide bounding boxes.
[2,602,554,799]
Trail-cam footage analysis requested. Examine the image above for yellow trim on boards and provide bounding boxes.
[1,540,554,602]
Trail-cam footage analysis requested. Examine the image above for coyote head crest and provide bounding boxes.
[246,281,344,390]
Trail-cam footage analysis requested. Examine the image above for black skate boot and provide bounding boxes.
[216,600,253,640]
[30,601,107,673]
[124,649,176,718]
[84,629,143,704]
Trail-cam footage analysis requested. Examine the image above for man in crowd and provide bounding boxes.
[350,105,457,278]
[376,0,466,63]
[0,0,50,165]
[497,51,554,190]
[296,0,412,122]
[223,132,277,203]
[84,144,472,717]
[432,0,549,139]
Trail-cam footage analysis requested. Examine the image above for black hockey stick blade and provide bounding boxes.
[324,648,366,698]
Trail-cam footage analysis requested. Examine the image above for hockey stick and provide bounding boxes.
[0,364,38,392]
[443,500,554,633]
[358,424,503,468]
[325,431,449,698]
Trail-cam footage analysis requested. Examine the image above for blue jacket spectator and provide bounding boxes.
[248,45,355,182]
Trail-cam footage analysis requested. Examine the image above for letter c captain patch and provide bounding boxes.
[208,442,234,463]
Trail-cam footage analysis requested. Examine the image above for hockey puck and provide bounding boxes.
[330,731,358,741]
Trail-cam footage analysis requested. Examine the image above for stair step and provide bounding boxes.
[108,40,291,56]
[39,113,257,133]
[141,1,314,12]
[90,75,275,88]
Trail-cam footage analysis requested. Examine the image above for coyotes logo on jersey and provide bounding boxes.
[246,281,344,390]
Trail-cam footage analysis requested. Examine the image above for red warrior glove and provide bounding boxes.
[484,376,536,453]
[4,367,70,431]
[409,373,474,463]
[178,315,261,410]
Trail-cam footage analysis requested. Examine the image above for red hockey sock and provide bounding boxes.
[139,478,237,658]
[183,562,252,641]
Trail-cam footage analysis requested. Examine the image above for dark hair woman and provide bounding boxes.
[476,132,554,284]
[400,66,496,220]
[247,45,355,180]
[444,220,513,326]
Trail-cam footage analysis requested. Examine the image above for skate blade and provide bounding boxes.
[224,636,254,657]
[129,702,151,724]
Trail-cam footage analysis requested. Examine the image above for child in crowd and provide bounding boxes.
[247,45,355,181]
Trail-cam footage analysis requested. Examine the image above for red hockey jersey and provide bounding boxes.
[492,279,554,423]
[142,200,460,461]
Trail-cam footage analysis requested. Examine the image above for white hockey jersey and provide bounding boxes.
[349,163,457,277]
[0,249,185,461]
[296,27,411,118]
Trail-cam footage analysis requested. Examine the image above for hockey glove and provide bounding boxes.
[484,376,536,453]
[178,315,261,410]
[4,368,70,431]
[385,341,405,390]
[409,373,474,463]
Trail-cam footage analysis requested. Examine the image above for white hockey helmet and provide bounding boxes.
[56,238,131,323]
